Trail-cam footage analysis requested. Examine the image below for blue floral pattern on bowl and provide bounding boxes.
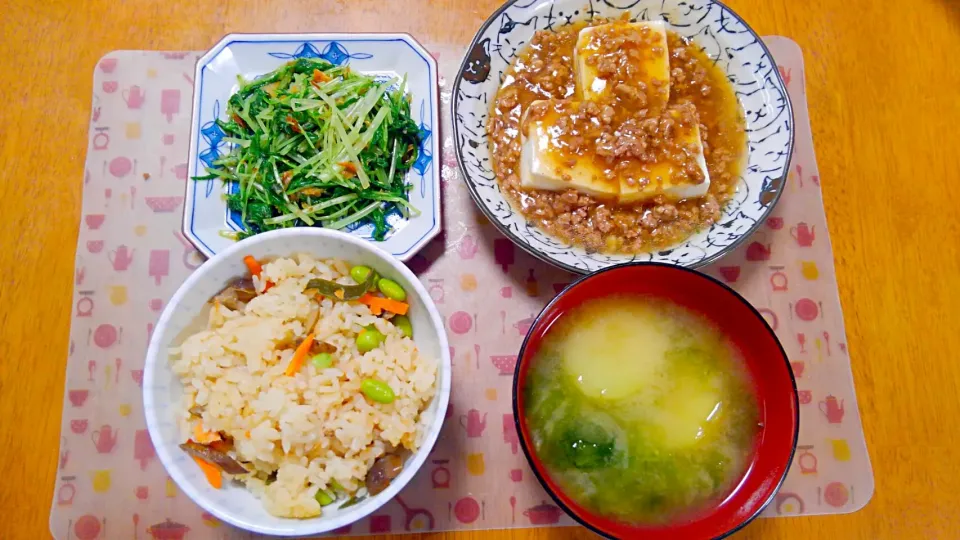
[453,0,794,274]
[185,33,441,262]
[267,42,374,64]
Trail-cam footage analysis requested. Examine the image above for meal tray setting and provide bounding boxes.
[51,38,871,539]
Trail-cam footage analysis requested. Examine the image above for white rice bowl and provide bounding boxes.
[144,229,451,536]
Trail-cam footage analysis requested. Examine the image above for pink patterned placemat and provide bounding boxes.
[51,37,872,539]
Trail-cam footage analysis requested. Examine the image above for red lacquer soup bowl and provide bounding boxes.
[512,263,799,539]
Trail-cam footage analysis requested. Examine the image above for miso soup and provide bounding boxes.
[523,296,759,524]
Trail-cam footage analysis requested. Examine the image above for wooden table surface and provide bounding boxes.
[2,0,959,538]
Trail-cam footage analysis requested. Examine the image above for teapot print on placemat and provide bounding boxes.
[819,395,845,423]
[122,85,146,109]
[108,245,134,271]
[791,222,816,246]
[458,234,479,259]
[91,425,118,453]
[460,409,487,438]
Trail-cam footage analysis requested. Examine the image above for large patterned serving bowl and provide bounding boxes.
[453,0,793,273]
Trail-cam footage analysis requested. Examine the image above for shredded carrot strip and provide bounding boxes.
[312,68,331,84]
[285,115,302,133]
[193,422,221,444]
[243,255,274,291]
[337,161,358,178]
[358,294,409,315]
[285,333,315,376]
[243,255,263,277]
[193,456,222,489]
[363,300,383,315]
[244,430,251,439]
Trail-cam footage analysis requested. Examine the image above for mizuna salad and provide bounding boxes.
[195,58,422,240]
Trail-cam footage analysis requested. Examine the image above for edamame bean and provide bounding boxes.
[377,278,406,301]
[314,488,335,506]
[350,265,373,284]
[356,326,385,353]
[391,315,413,338]
[361,378,396,404]
[311,352,333,369]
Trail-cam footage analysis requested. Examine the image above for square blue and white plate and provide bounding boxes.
[184,33,441,261]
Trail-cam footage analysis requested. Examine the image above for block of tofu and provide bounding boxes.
[574,20,671,114]
[520,101,710,203]
[519,101,619,199]
[619,109,711,204]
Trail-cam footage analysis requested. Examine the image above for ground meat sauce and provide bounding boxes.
[488,18,746,253]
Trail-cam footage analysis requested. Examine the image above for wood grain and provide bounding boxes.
[1,0,959,538]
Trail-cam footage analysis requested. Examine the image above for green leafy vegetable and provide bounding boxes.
[539,416,619,471]
[195,58,422,240]
[305,272,375,301]
[559,425,617,470]
[338,494,366,509]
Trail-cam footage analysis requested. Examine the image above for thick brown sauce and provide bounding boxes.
[488,19,747,253]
